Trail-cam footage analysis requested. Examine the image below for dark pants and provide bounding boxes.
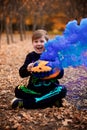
[15,85,67,109]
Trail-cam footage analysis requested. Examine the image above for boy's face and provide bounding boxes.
[32,36,47,54]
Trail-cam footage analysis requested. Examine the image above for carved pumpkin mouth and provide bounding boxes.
[31,60,60,79]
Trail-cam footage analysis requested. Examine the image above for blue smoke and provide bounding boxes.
[40,18,87,68]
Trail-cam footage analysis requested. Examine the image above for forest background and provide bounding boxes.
[0,0,87,44]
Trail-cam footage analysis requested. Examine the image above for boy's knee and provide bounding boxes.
[60,85,67,97]
[15,85,19,92]
[62,85,67,92]
[14,85,22,98]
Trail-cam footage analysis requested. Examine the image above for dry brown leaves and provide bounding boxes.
[0,35,87,130]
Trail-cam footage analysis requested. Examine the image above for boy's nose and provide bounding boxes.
[37,42,41,45]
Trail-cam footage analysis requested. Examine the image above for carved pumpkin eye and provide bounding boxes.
[39,67,42,70]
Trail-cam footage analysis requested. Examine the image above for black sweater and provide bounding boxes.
[19,51,64,95]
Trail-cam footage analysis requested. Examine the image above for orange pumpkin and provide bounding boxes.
[31,60,60,79]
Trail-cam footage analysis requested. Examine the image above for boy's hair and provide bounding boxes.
[32,29,49,42]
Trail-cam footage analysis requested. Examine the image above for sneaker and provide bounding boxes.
[54,99,63,107]
[11,98,23,109]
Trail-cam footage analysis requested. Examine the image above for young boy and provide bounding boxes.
[11,29,67,109]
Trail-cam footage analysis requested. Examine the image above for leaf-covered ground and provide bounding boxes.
[0,34,87,130]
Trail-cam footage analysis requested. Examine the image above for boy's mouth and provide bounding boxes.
[36,46,43,50]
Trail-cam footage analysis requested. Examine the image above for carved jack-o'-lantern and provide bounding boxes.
[31,60,60,79]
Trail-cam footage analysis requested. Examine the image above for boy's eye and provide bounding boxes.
[35,40,38,43]
[40,40,44,43]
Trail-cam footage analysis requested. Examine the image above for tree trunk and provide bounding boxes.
[5,22,10,44]
[19,15,23,41]
[9,15,14,43]
[0,20,3,48]
[4,16,10,44]
[23,23,26,39]
[6,24,10,44]
[32,13,37,31]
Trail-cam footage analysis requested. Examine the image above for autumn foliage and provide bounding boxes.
[0,34,87,130]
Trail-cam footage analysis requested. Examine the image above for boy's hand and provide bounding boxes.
[27,63,34,72]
